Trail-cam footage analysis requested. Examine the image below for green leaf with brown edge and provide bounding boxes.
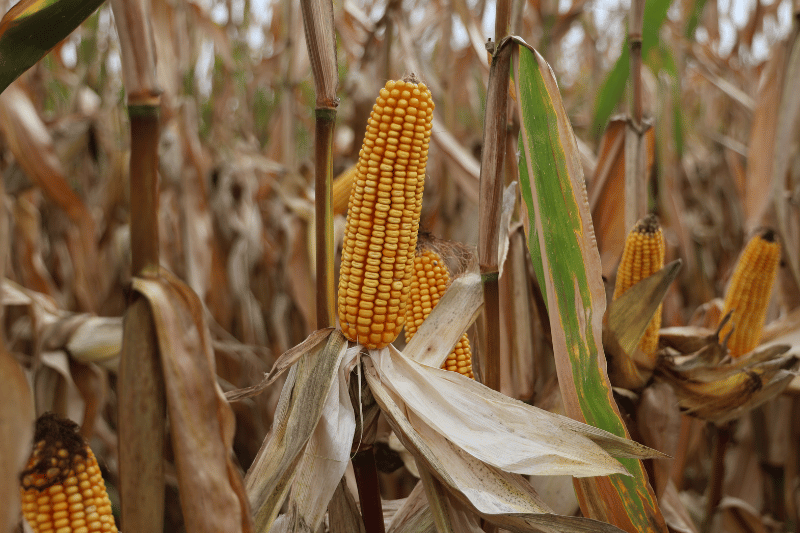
[0,0,106,95]
[509,36,668,532]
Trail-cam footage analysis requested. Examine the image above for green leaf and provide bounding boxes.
[0,0,106,94]
[590,0,673,138]
[510,37,668,532]
[685,0,708,40]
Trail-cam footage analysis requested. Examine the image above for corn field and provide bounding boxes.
[1,0,800,531]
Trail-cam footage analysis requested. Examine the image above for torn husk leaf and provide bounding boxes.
[244,329,345,532]
[364,358,631,533]
[371,345,663,477]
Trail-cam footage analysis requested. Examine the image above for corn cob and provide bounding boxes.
[19,413,118,533]
[719,229,781,358]
[332,164,357,216]
[405,249,474,378]
[613,214,665,358]
[337,77,434,349]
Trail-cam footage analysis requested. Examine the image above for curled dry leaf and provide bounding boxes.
[132,270,254,533]
[656,345,799,424]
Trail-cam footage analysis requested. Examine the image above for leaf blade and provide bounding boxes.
[511,39,667,532]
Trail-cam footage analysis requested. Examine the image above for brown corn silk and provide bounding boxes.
[337,77,434,349]
[19,413,118,533]
[719,229,781,358]
[612,214,665,358]
[405,249,474,378]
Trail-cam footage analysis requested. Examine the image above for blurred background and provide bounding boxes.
[3,0,799,530]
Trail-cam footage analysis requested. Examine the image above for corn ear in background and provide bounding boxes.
[19,413,118,533]
[405,249,474,378]
[337,77,434,349]
[719,229,781,358]
[613,214,665,360]
[332,164,357,216]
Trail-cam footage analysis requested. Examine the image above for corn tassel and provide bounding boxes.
[613,214,665,358]
[19,413,118,533]
[405,249,474,378]
[337,77,434,349]
[719,229,781,358]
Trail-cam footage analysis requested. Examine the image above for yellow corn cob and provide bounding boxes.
[405,249,474,379]
[719,229,781,358]
[19,413,118,533]
[337,77,434,349]
[332,164,357,216]
[613,214,665,358]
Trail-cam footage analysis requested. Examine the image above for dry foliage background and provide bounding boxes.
[3,0,800,531]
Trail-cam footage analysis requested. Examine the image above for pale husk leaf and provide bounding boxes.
[364,360,630,533]
[283,342,356,531]
[244,329,345,532]
[371,346,662,476]
[387,482,435,533]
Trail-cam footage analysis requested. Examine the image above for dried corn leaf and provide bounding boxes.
[403,272,483,369]
[387,482,435,533]
[244,329,345,532]
[329,478,367,533]
[133,270,253,533]
[636,383,681,498]
[66,316,122,366]
[773,33,800,296]
[657,352,798,424]
[225,327,335,402]
[0,83,98,310]
[714,497,769,533]
[364,358,631,533]
[499,224,537,400]
[417,463,462,533]
[279,339,356,531]
[370,346,661,478]
[745,41,787,229]
[605,260,682,388]
[0,347,34,533]
[430,116,480,203]
[659,481,699,533]
[36,352,83,421]
[118,297,165,532]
